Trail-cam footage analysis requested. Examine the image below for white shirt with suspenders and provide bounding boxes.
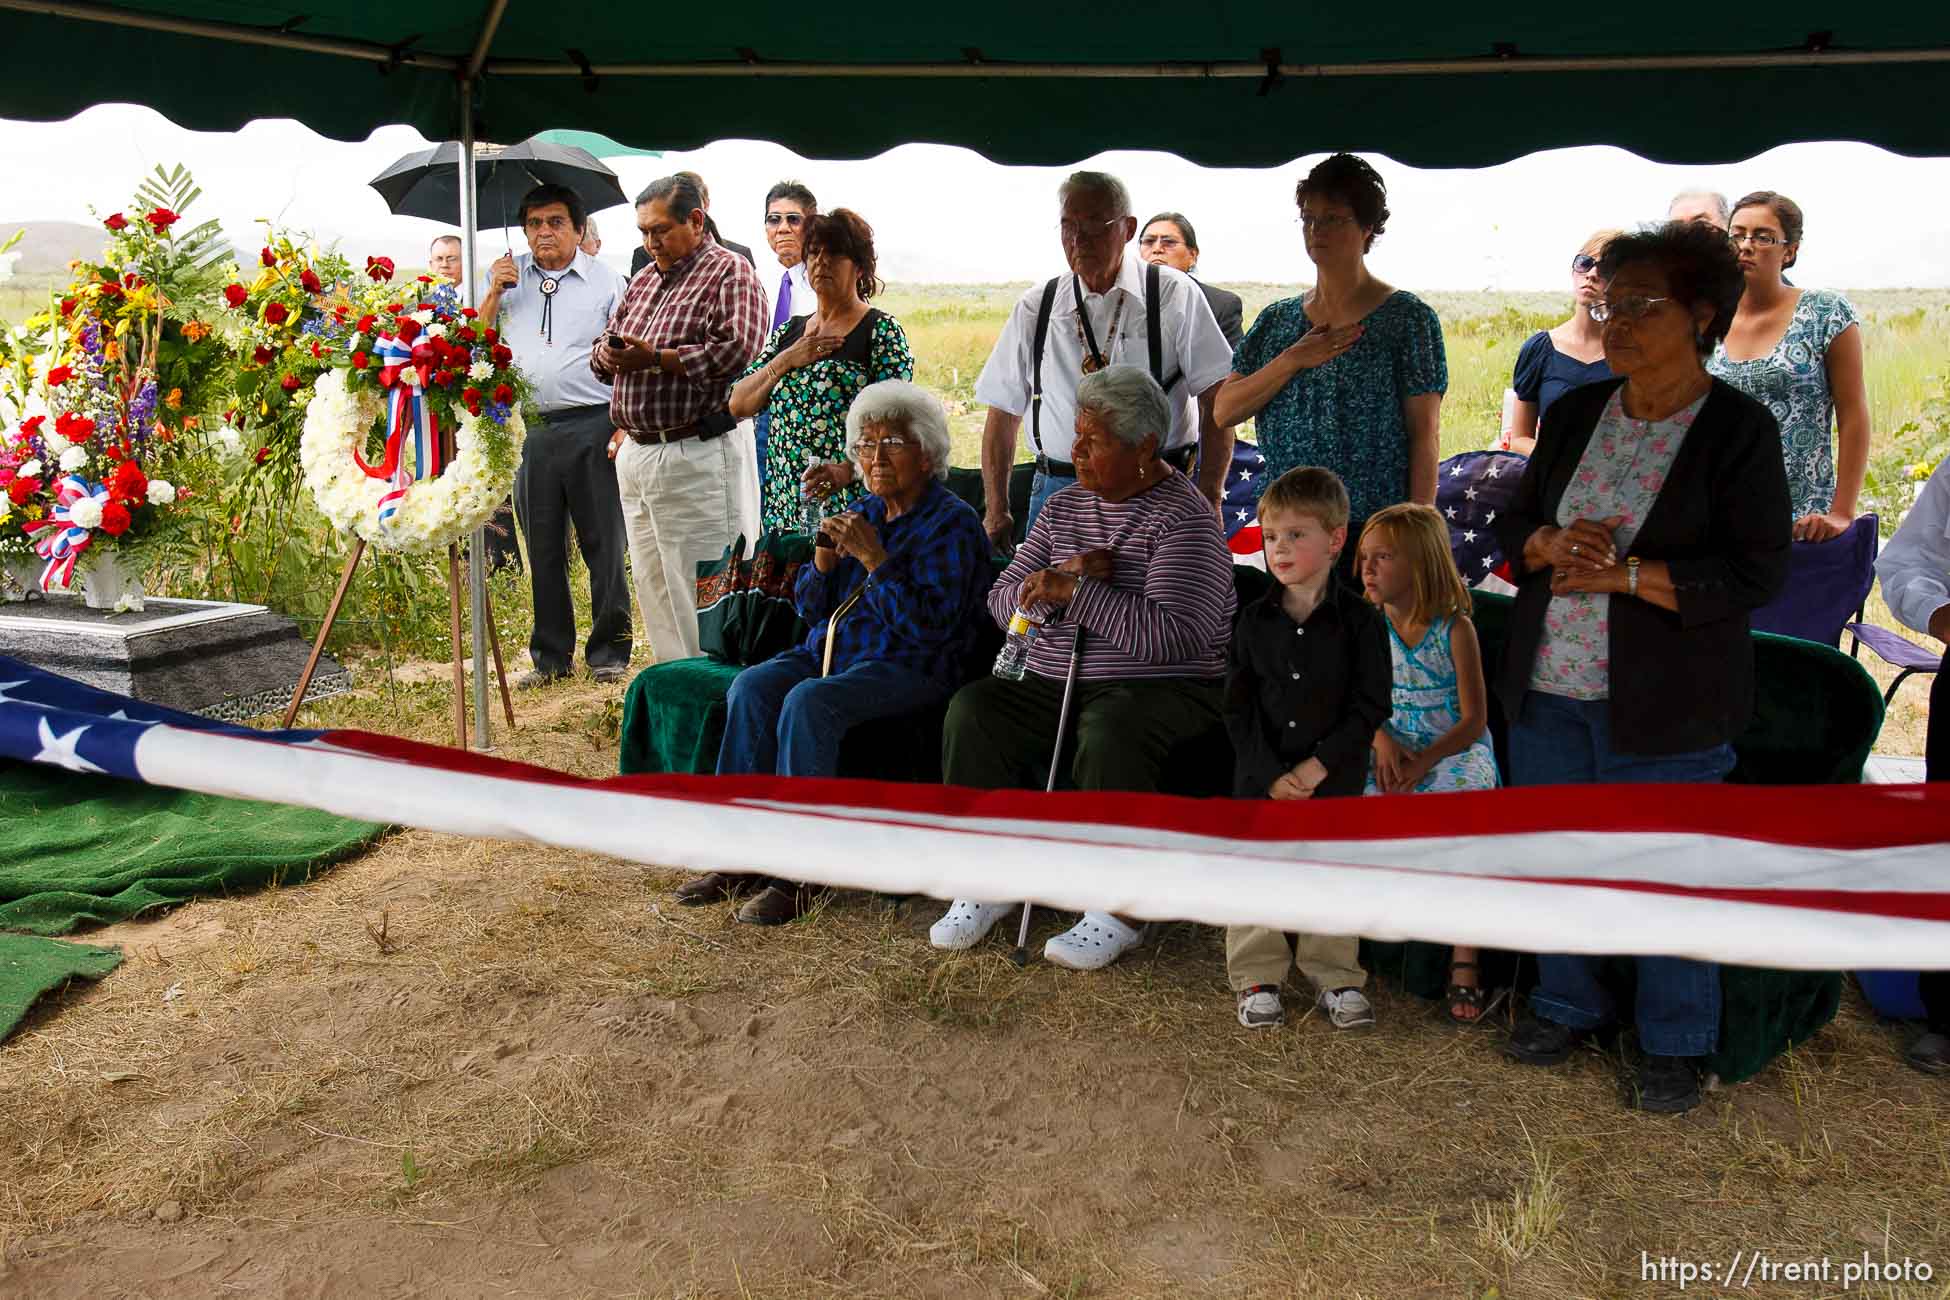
[974,255,1234,475]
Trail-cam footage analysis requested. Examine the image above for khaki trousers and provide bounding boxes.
[614,420,760,665]
[1225,927,1366,995]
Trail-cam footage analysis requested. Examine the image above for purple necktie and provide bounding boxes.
[772,270,792,329]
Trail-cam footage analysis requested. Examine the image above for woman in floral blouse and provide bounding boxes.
[729,208,915,531]
[1491,220,1789,1117]
[1707,190,1871,541]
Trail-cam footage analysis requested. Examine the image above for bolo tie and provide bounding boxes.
[538,274,559,344]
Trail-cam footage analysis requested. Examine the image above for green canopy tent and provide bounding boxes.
[1,0,1944,747]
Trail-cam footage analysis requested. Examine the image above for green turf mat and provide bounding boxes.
[0,760,388,936]
[0,933,122,1041]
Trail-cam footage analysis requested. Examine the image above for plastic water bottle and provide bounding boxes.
[992,607,1044,680]
[801,484,826,535]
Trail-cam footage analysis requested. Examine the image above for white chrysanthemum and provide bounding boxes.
[67,496,104,529]
[17,458,42,479]
[146,480,177,506]
[410,310,434,326]
[426,324,447,340]
[58,446,86,471]
[467,359,493,381]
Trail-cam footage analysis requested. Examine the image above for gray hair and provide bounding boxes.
[1058,170,1132,220]
[1075,365,1170,449]
[582,216,599,239]
[1668,188,1731,226]
[844,380,952,481]
[634,174,705,222]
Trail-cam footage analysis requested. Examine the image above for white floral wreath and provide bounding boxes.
[299,368,519,554]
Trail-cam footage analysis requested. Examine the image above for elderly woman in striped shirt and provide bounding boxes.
[930,364,1237,970]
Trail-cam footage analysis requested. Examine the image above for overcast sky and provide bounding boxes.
[5,104,1948,291]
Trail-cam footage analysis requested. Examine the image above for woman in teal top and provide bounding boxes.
[1215,153,1448,573]
[1706,191,1870,542]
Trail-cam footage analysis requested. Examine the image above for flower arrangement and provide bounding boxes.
[297,274,525,553]
[0,167,225,597]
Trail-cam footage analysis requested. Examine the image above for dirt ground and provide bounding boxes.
[2,669,1947,1300]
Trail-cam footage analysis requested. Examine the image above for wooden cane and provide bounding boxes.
[445,541,467,749]
[483,574,516,728]
[284,538,365,728]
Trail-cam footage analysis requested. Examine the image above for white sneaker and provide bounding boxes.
[1317,986,1375,1029]
[929,900,1016,951]
[1237,985,1285,1029]
[1042,912,1147,971]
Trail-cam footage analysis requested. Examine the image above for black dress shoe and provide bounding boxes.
[1504,1012,1592,1066]
[735,882,819,927]
[1628,1052,1704,1114]
[1907,1031,1950,1076]
[672,871,758,906]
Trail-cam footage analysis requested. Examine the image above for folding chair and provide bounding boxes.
[1843,620,1943,707]
[1751,513,1879,647]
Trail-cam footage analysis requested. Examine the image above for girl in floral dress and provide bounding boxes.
[1356,502,1501,1023]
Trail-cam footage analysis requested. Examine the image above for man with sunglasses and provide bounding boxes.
[974,170,1235,553]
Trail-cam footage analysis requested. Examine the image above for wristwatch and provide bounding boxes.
[648,348,663,376]
[1626,555,1641,596]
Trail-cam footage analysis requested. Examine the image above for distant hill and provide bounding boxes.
[1,221,109,277]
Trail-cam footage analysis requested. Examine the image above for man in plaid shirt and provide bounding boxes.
[595,174,768,664]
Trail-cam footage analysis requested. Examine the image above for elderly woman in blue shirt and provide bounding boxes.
[674,379,993,926]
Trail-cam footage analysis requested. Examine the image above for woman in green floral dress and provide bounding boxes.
[729,209,915,531]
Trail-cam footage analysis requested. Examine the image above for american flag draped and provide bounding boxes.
[2,654,1949,971]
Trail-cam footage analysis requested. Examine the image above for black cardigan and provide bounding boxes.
[1490,376,1791,755]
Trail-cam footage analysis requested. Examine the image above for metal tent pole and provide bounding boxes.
[457,3,506,751]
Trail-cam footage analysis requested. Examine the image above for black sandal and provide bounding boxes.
[1446,961,1490,1026]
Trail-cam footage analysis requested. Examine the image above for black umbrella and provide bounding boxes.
[367,138,629,233]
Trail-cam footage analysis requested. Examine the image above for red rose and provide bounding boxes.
[98,502,132,536]
[254,446,271,465]
[355,314,377,334]
[224,284,248,308]
[261,247,277,268]
[462,386,483,406]
[122,272,142,288]
[145,208,180,231]
[300,268,323,294]
[58,297,76,317]
[483,327,499,345]
[437,369,459,387]
[263,302,289,325]
[461,307,479,319]
[111,461,148,502]
[103,213,129,232]
[45,366,72,386]
[252,345,274,365]
[55,412,94,441]
[491,344,513,367]
[366,256,395,282]
[455,326,477,344]
[279,373,300,392]
[492,384,514,405]
[394,317,421,344]
[19,415,44,438]
[351,351,370,369]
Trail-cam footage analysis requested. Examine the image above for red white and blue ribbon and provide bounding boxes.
[22,474,108,591]
[354,332,443,531]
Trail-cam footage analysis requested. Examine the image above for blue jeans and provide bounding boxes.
[1509,690,1735,1057]
[1024,469,1075,535]
[717,649,947,780]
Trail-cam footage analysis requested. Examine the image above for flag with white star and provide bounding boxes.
[1224,438,1268,568]
[1436,451,1528,586]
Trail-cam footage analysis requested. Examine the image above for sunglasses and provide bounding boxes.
[764,212,806,228]
[1572,253,1600,274]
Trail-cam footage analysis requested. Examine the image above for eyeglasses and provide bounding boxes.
[1589,296,1671,323]
[1572,253,1600,274]
[853,433,915,460]
[1137,234,1185,250]
[524,215,574,232]
[1728,231,1786,248]
[1058,217,1121,243]
[1294,212,1358,233]
[764,212,806,228]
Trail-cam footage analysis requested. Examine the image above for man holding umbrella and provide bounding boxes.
[480,182,635,685]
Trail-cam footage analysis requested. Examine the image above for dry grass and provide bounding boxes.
[1,669,1948,1296]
